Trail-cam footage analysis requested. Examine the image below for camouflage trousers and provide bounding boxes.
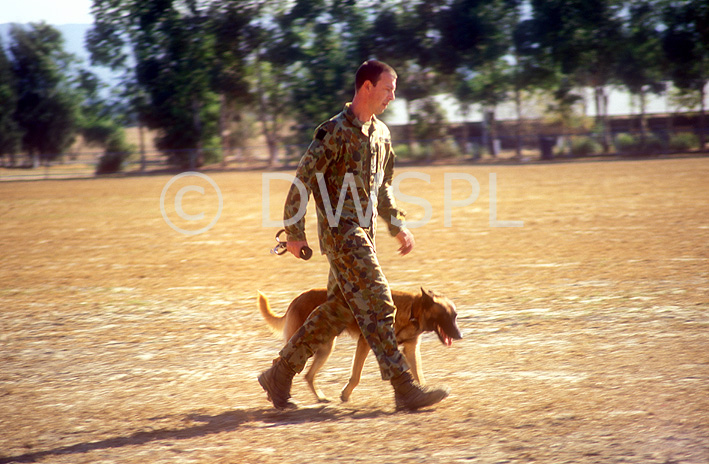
[279,231,409,380]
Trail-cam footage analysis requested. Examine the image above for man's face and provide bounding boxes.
[370,72,396,115]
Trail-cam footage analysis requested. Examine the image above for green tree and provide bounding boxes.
[9,23,80,167]
[283,0,373,125]
[249,0,366,165]
[246,1,304,166]
[616,0,667,147]
[360,2,452,151]
[207,0,258,164]
[436,0,522,156]
[510,10,559,157]
[530,0,625,153]
[88,0,225,168]
[0,37,23,165]
[74,69,134,174]
[467,60,512,157]
[662,0,709,150]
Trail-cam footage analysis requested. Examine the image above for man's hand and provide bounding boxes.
[287,240,310,259]
[395,229,415,256]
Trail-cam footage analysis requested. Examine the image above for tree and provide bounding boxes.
[245,1,304,167]
[530,0,625,153]
[207,0,258,165]
[88,0,226,168]
[510,11,559,157]
[466,60,512,157]
[73,69,134,174]
[248,0,366,166]
[359,2,451,151]
[616,0,667,147]
[662,0,709,150]
[0,38,23,165]
[9,23,80,167]
[436,0,522,156]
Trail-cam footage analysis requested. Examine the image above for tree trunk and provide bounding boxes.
[219,94,231,168]
[594,85,611,154]
[405,99,414,154]
[267,135,279,167]
[514,86,523,159]
[639,88,648,147]
[139,122,146,172]
[191,98,203,170]
[460,109,470,156]
[699,81,706,151]
[486,108,498,157]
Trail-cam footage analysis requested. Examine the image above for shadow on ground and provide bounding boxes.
[0,406,394,463]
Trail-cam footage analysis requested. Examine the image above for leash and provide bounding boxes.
[270,229,312,260]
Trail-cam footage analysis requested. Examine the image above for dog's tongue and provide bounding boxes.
[439,327,453,346]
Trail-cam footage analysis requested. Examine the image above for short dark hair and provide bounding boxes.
[355,60,397,91]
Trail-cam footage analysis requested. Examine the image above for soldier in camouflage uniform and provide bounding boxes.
[258,60,449,411]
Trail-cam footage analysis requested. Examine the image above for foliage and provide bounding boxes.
[95,128,134,174]
[669,132,699,152]
[9,23,81,165]
[569,136,602,157]
[5,0,709,169]
[661,0,709,148]
[87,0,230,168]
[0,38,23,159]
[431,138,463,160]
[614,132,665,155]
[530,0,625,153]
[614,133,639,154]
[410,97,448,142]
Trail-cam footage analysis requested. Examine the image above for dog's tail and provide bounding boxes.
[257,291,286,337]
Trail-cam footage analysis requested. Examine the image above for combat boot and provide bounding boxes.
[258,357,297,410]
[391,371,449,411]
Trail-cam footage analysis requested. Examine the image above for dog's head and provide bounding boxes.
[418,288,463,346]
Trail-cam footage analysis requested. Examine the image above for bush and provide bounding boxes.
[431,138,462,159]
[95,129,134,175]
[95,151,127,175]
[201,136,223,165]
[393,144,411,159]
[614,132,666,155]
[669,132,699,152]
[570,136,602,156]
[614,133,637,154]
[642,134,665,154]
[393,143,430,161]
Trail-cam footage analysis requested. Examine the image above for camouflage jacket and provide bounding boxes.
[283,103,406,255]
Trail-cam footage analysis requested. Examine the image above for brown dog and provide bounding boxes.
[258,287,462,403]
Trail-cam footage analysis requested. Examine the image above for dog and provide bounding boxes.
[258,287,462,403]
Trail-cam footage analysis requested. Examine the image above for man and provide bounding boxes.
[258,60,449,411]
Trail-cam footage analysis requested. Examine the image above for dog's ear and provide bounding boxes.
[420,287,434,308]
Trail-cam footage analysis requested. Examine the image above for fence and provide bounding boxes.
[1,128,706,181]
[0,147,280,181]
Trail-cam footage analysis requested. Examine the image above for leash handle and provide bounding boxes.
[299,246,313,260]
[271,229,312,260]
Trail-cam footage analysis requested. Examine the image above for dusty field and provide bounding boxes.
[0,158,707,463]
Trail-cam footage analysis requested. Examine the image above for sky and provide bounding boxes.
[0,0,94,24]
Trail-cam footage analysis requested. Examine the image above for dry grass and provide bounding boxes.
[0,158,708,463]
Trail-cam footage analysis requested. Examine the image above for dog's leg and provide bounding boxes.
[341,335,370,402]
[401,338,425,385]
[304,338,336,403]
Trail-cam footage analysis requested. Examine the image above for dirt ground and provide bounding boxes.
[0,157,707,463]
